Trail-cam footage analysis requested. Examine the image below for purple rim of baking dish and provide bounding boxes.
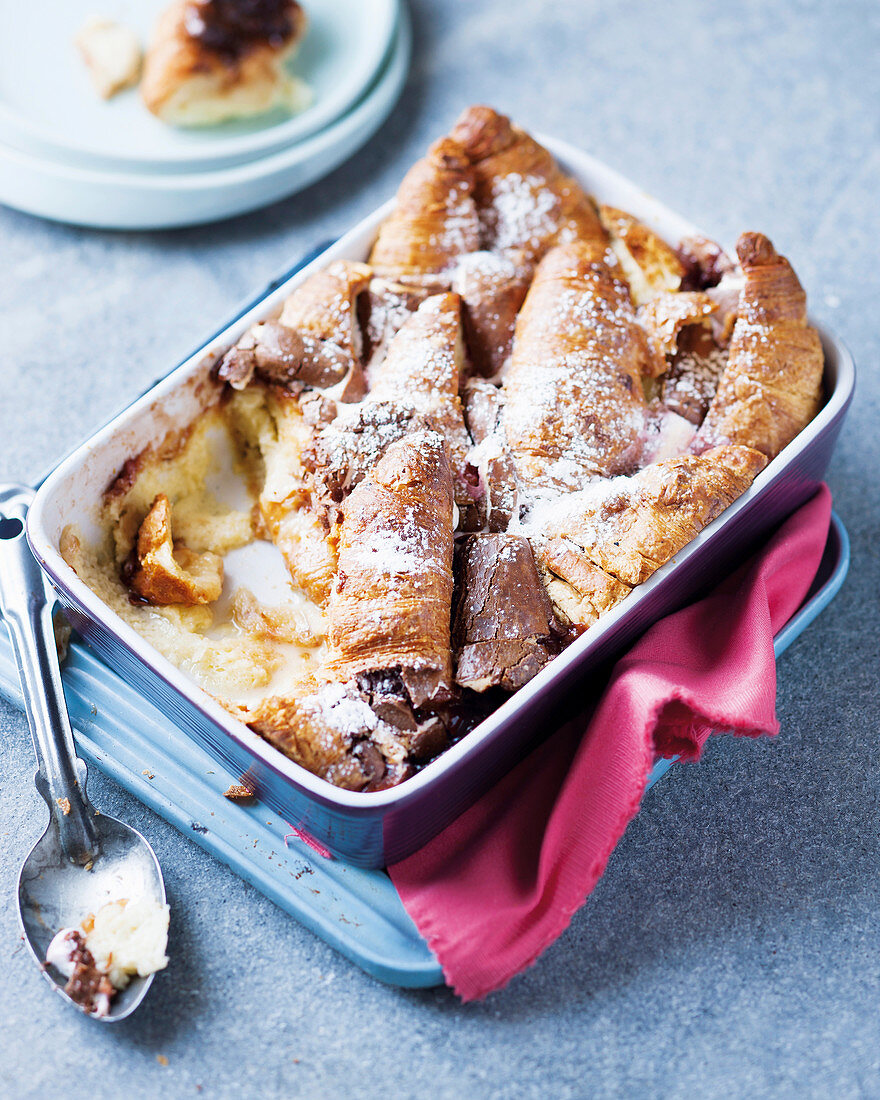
[25,138,856,867]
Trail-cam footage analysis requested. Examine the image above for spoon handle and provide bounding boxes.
[0,490,99,864]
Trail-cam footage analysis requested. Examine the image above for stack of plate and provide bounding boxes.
[0,0,408,229]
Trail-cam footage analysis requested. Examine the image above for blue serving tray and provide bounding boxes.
[0,512,849,988]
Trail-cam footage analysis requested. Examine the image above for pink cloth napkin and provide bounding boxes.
[389,486,833,1001]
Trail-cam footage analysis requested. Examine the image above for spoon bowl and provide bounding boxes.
[18,812,166,1022]
[0,482,166,1021]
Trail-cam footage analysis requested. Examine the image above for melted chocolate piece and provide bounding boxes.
[676,235,735,292]
[58,931,115,1016]
[184,0,297,63]
[453,534,564,692]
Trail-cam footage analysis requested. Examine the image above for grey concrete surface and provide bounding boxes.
[1,2,879,1097]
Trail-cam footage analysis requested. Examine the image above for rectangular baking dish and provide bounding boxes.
[27,135,855,868]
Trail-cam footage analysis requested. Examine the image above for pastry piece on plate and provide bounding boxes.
[369,138,481,287]
[75,17,143,100]
[453,534,563,692]
[541,444,767,586]
[695,233,824,458]
[141,0,310,126]
[599,205,684,307]
[323,431,456,709]
[449,105,609,264]
[502,241,660,494]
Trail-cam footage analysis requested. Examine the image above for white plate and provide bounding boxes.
[0,9,410,230]
[0,10,409,231]
[0,0,398,171]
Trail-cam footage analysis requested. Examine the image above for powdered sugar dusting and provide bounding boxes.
[346,512,444,578]
[302,681,379,736]
[485,173,560,253]
[502,272,650,491]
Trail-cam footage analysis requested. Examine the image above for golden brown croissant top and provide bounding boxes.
[542,444,768,586]
[278,260,372,366]
[367,293,475,513]
[449,106,608,261]
[501,241,660,492]
[367,292,465,405]
[324,431,455,707]
[695,232,824,458]
[368,138,481,284]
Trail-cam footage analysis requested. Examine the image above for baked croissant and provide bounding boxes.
[248,680,388,791]
[220,262,376,605]
[695,233,824,458]
[368,138,481,286]
[637,290,723,426]
[449,105,608,263]
[542,444,768,586]
[660,323,730,427]
[141,0,310,126]
[324,431,455,708]
[279,260,372,371]
[502,241,660,493]
[248,672,453,791]
[308,293,480,529]
[453,534,561,691]
[360,278,430,379]
[218,260,371,398]
[451,250,532,377]
[462,380,517,532]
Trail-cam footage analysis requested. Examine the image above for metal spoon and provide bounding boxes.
[0,483,166,1022]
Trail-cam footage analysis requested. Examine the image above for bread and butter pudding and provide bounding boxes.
[60,106,825,793]
[45,896,170,1017]
[141,0,311,125]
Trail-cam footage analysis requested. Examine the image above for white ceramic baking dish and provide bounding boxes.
[27,135,855,867]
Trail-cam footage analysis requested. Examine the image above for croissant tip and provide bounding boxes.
[427,136,470,172]
[736,232,777,268]
[449,105,514,161]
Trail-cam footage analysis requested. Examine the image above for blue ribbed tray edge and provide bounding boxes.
[0,514,848,990]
